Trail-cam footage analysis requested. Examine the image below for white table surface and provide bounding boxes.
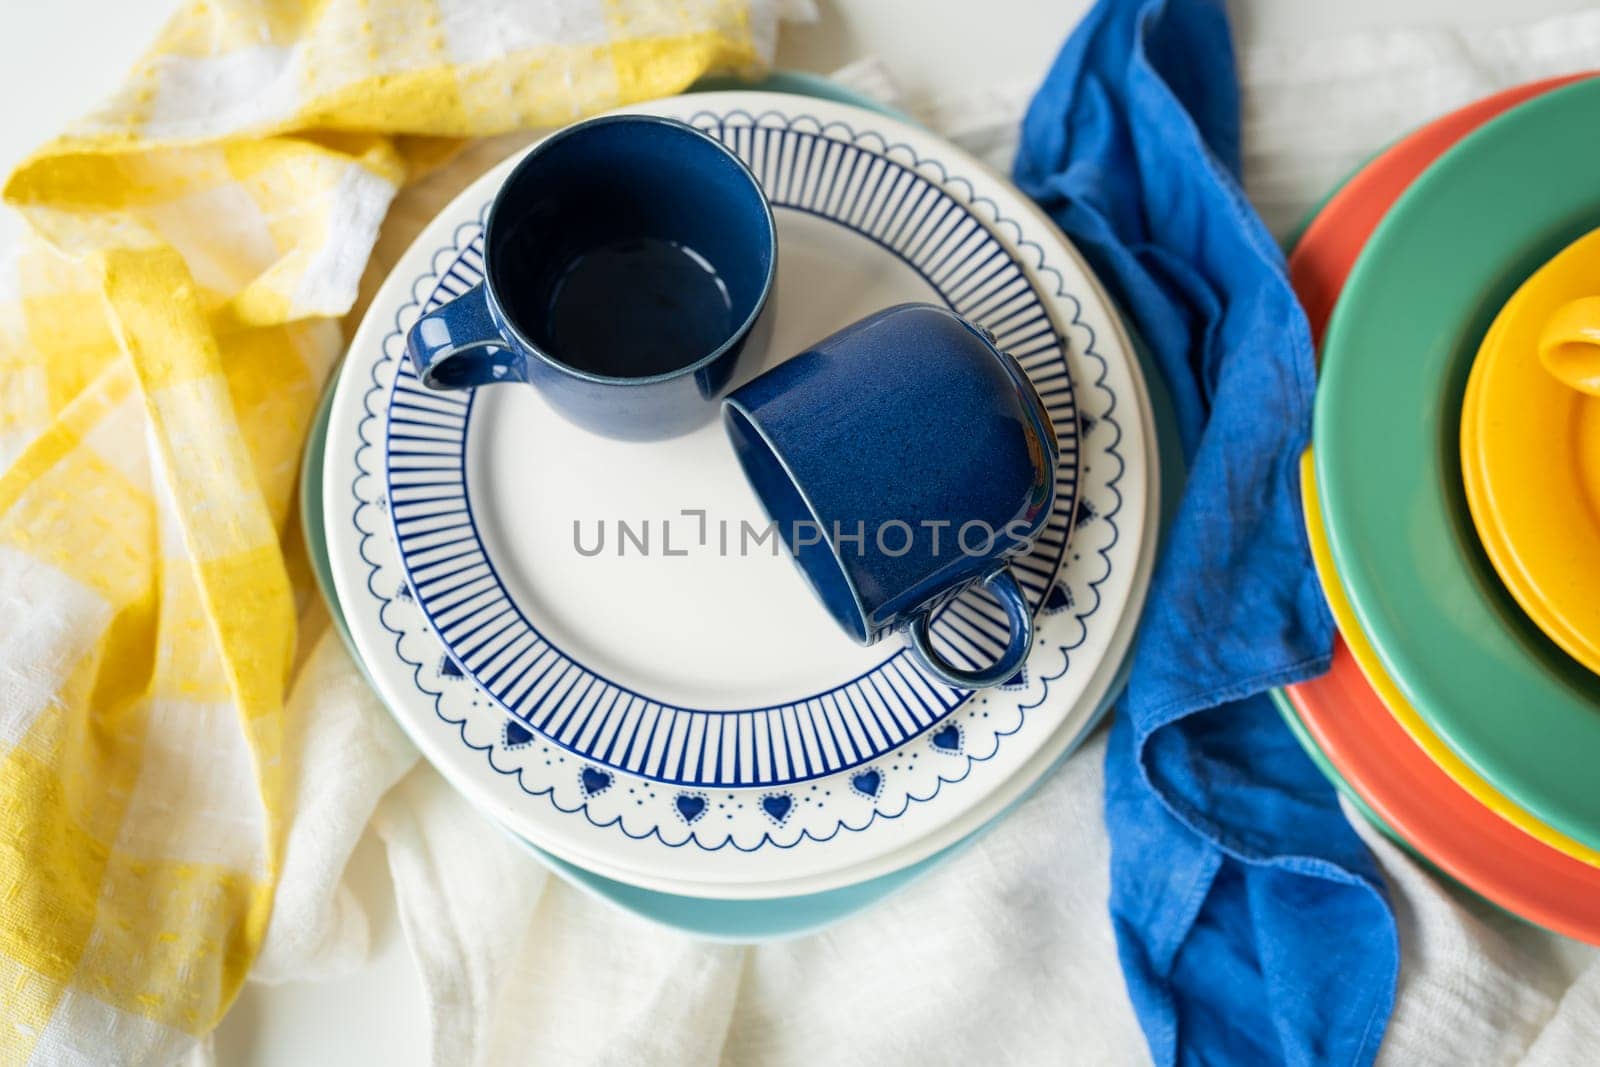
[1,0,1594,1062]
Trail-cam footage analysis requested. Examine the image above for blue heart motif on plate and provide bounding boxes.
[1044,583,1073,614]
[931,723,962,753]
[999,667,1028,691]
[851,770,882,798]
[503,720,534,749]
[675,793,707,824]
[579,767,613,797]
[761,793,794,825]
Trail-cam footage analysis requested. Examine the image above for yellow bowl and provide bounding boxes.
[1461,227,1600,676]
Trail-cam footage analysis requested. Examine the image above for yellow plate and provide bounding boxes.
[1301,452,1600,868]
[1461,227,1600,676]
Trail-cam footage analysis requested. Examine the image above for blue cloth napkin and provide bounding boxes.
[1012,1,1399,1063]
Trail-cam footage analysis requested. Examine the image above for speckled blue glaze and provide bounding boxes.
[406,114,775,440]
[724,303,1058,688]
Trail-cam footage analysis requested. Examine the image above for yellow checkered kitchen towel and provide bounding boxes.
[0,1,777,1061]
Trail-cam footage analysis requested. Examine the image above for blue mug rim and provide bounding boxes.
[481,113,778,389]
[722,394,876,644]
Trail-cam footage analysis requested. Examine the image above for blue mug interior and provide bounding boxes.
[484,117,773,383]
[724,404,871,644]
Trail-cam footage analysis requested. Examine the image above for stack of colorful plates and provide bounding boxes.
[1279,75,1600,943]
[302,76,1165,938]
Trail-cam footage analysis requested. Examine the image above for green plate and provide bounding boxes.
[1316,78,1600,852]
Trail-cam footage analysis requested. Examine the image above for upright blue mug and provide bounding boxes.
[723,303,1059,689]
[407,115,776,440]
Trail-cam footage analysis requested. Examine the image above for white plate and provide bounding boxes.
[325,93,1154,897]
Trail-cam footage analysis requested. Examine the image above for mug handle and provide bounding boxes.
[1539,296,1600,396]
[406,283,527,390]
[908,566,1035,690]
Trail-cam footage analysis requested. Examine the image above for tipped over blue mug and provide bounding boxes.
[723,303,1059,689]
[407,114,776,440]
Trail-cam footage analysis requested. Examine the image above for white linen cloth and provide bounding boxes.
[239,8,1600,1064]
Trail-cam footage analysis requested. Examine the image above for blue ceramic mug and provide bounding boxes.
[407,115,776,440]
[723,303,1059,689]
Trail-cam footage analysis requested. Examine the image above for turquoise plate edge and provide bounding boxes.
[299,71,1179,941]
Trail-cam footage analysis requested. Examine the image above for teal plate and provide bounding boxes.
[299,73,1178,940]
[1316,79,1600,852]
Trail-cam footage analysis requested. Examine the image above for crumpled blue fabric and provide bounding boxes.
[1012,1,1399,1063]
